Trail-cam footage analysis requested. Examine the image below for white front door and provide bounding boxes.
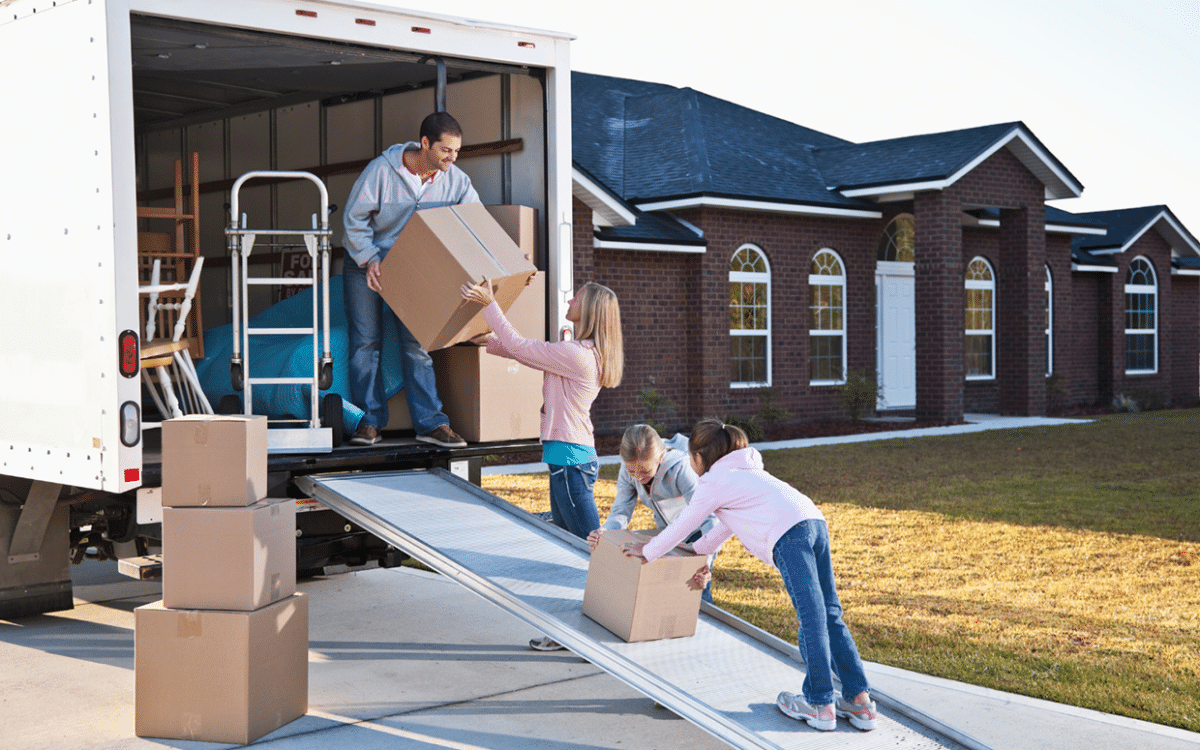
[876,261,916,409]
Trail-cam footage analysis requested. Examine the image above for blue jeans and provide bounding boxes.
[343,260,448,434]
[547,461,600,540]
[773,519,870,706]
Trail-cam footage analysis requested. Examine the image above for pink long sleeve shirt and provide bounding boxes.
[481,301,600,447]
[640,447,824,568]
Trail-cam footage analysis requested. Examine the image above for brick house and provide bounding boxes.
[568,73,1200,434]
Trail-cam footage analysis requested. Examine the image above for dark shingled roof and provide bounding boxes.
[813,123,1029,191]
[1069,205,1200,271]
[572,72,869,210]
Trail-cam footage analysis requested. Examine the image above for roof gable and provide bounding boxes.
[815,123,1084,201]
[1072,205,1200,258]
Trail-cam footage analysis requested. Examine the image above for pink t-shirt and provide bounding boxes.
[641,447,824,568]
[481,301,600,447]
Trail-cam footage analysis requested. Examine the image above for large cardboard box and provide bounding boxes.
[161,415,267,507]
[432,345,543,443]
[161,500,296,610]
[582,529,706,643]
[484,204,537,261]
[135,593,308,744]
[484,205,543,339]
[378,203,537,352]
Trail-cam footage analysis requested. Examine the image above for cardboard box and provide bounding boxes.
[431,345,543,443]
[582,529,706,643]
[161,500,296,611]
[484,204,537,261]
[161,415,267,507]
[483,205,542,338]
[502,268,546,341]
[378,203,537,351]
[135,593,308,744]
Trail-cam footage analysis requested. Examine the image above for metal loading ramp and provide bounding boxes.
[298,469,988,750]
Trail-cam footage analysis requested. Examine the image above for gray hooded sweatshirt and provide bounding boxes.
[342,141,480,268]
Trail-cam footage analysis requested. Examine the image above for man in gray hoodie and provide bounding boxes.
[341,111,478,447]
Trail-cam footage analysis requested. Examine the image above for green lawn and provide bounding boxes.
[483,408,1200,731]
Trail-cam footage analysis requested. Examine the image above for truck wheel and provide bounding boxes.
[322,393,344,447]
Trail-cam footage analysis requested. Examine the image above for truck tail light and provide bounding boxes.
[120,400,141,447]
[118,329,139,378]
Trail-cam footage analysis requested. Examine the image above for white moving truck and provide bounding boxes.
[0,0,575,617]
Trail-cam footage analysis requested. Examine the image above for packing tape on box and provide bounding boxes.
[454,206,507,272]
[177,612,202,638]
[192,424,209,445]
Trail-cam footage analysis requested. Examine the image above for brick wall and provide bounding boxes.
[573,148,1199,434]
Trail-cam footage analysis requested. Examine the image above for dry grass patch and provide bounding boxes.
[482,409,1200,731]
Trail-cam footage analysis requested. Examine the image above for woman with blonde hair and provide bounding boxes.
[461,278,623,540]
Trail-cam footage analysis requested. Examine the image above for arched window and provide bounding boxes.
[729,244,771,386]
[877,215,916,262]
[809,248,846,384]
[965,257,995,379]
[1045,265,1053,376]
[1125,257,1157,374]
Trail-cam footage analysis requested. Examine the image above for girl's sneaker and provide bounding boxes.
[835,696,879,731]
[776,691,836,731]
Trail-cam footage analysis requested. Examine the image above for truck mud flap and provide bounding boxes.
[297,469,987,750]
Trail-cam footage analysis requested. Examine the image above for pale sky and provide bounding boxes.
[407,0,1200,237]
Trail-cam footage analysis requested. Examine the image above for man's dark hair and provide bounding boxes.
[420,111,463,144]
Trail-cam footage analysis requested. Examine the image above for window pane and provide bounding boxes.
[1126,333,1155,371]
[809,334,843,381]
[966,334,993,377]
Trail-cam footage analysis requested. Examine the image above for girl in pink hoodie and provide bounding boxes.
[621,419,879,733]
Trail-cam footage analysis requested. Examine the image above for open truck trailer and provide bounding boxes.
[0,0,575,619]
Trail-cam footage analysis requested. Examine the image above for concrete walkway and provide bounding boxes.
[482,414,1096,476]
[2,414,1197,749]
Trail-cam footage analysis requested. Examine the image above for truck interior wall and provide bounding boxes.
[137,75,547,338]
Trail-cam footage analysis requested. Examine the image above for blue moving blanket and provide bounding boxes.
[194,275,402,433]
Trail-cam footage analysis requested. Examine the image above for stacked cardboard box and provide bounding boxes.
[582,529,707,643]
[135,415,308,744]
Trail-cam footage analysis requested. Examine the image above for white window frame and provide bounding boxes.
[809,248,847,385]
[1045,265,1054,376]
[1124,256,1158,375]
[729,244,772,388]
[965,256,996,381]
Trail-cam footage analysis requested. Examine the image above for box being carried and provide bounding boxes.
[582,529,706,643]
[378,203,537,352]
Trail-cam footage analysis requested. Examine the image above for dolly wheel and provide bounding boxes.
[322,393,344,447]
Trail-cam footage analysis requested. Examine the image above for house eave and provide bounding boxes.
[634,195,882,219]
[572,168,637,227]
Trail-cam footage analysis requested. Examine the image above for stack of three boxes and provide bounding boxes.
[135,415,308,744]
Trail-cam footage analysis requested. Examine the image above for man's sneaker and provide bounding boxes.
[529,636,565,651]
[349,424,380,446]
[835,696,879,731]
[416,424,467,448]
[776,691,836,731]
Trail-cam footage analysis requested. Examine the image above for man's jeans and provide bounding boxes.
[546,461,600,540]
[773,519,871,705]
[343,260,448,434]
